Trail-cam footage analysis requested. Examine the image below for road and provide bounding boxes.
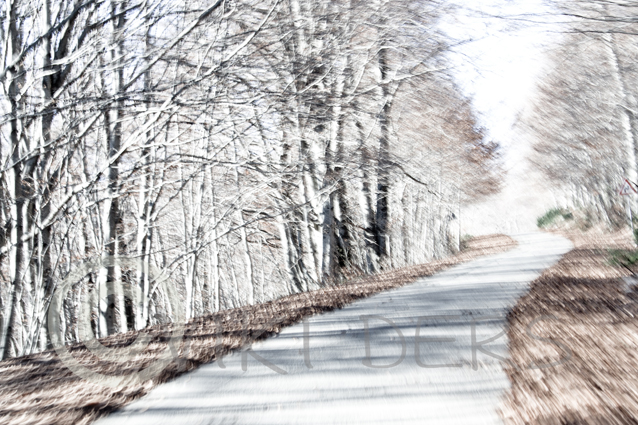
[95,232,572,425]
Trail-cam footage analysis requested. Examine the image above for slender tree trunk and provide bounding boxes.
[99,0,128,337]
[135,16,155,330]
[208,167,221,312]
[2,0,26,360]
[375,46,391,260]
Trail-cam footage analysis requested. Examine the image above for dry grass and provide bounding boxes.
[502,229,638,425]
[0,234,515,425]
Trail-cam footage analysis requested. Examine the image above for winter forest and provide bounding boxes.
[6,0,636,364]
[523,0,638,227]
[0,0,502,360]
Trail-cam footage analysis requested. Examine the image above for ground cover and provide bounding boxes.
[502,230,638,424]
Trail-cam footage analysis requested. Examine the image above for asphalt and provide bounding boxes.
[95,232,573,425]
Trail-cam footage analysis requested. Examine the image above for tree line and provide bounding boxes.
[520,0,638,227]
[0,0,500,360]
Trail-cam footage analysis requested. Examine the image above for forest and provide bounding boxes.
[0,0,502,360]
[522,0,638,228]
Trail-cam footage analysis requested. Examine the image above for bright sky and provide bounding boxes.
[439,0,563,234]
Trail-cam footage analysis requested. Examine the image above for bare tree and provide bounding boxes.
[517,0,638,227]
[0,0,503,360]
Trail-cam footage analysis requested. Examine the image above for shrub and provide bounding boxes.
[609,249,638,271]
[460,234,473,251]
[537,208,573,228]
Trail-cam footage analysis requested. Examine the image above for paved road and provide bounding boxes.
[96,232,572,425]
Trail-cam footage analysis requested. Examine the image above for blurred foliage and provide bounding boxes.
[609,249,638,274]
[537,208,574,228]
[459,234,474,251]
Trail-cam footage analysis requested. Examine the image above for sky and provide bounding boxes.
[439,0,563,234]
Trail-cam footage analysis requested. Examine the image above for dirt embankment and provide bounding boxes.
[0,235,516,425]
[502,231,638,425]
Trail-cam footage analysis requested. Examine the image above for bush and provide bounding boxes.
[609,249,638,270]
[537,208,573,228]
[460,234,473,251]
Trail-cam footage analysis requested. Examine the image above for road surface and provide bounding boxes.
[96,232,572,425]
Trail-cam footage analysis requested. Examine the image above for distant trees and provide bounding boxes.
[0,0,500,360]
[520,0,638,227]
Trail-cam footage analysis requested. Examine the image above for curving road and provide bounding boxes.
[96,232,572,425]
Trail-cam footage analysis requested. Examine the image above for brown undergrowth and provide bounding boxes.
[502,230,638,425]
[0,234,515,425]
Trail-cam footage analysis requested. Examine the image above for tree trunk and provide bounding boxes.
[2,0,27,360]
[375,45,391,260]
[99,0,128,337]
